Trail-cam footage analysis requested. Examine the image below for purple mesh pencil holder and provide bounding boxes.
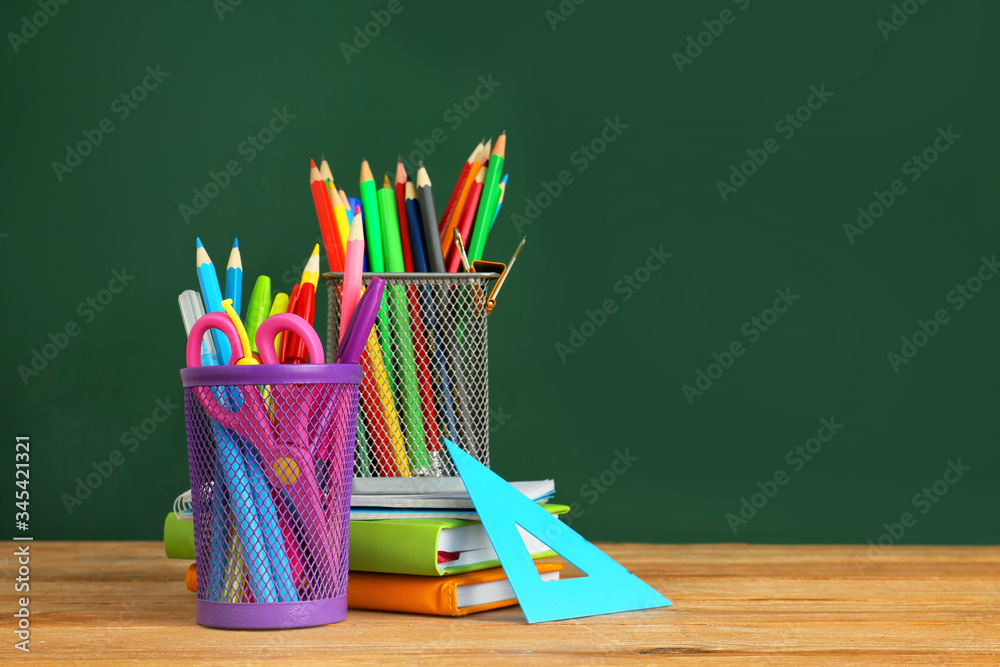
[180,363,361,629]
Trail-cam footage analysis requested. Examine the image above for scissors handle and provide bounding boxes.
[187,312,244,367]
[256,314,324,365]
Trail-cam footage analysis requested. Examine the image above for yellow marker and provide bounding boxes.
[221,299,258,365]
[272,458,300,485]
[268,293,289,357]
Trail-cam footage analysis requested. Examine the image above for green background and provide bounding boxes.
[3,0,997,544]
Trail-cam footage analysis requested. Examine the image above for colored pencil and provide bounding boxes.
[359,160,384,272]
[439,140,482,235]
[394,158,414,272]
[378,175,405,272]
[301,244,320,289]
[447,167,485,272]
[311,160,345,272]
[225,237,242,318]
[319,156,334,182]
[490,174,508,233]
[340,215,364,344]
[328,186,351,260]
[416,162,445,272]
[405,181,429,273]
[440,140,489,257]
[195,238,232,364]
[468,132,505,263]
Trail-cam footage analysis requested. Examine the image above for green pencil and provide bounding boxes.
[377,175,405,272]
[468,132,506,262]
[359,160,384,272]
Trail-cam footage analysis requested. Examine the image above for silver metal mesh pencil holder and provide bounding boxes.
[324,273,497,477]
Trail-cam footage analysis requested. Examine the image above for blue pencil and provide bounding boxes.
[489,174,508,233]
[225,237,243,319]
[196,238,233,364]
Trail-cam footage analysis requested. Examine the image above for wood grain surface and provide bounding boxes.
[4,541,998,665]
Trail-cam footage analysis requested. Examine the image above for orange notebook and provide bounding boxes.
[348,562,563,616]
[185,561,563,616]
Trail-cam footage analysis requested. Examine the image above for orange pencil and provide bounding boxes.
[447,168,485,272]
[440,140,489,257]
[439,140,483,235]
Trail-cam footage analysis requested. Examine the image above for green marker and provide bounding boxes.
[377,176,405,272]
[359,160,384,272]
[468,132,506,262]
[244,275,272,355]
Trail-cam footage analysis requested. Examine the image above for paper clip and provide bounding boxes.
[469,237,526,315]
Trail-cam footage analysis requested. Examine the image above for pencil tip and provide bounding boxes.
[232,237,239,248]
[419,160,424,167]
[398,154,403,162]
[310,158,317,168]
[196,237,203,247]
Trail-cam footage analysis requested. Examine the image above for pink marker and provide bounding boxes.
[339,206,365,344]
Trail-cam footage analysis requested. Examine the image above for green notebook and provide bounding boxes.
[349,505,568,576]
[163,504,569,575]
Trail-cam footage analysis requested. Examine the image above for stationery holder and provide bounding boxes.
[180,363,361,629]
[324,272,498,479]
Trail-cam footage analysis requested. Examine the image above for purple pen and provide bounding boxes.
[337,277,385,364]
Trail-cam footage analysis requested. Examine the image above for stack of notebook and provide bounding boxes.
[166,479,567,616]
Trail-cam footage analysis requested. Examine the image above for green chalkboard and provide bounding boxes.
[2,0,998,545]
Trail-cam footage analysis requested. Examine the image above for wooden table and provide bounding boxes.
[6,542,999,665]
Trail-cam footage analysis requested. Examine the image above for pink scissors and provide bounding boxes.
[186,312,335,584]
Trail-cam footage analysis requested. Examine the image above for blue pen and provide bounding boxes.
[195,238,233,364]
[225,238,243,319]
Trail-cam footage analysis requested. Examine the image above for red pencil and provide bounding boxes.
[439,140,483,235]
[310,160,345,272]
[394,158,414,272]
[447,167,485,272]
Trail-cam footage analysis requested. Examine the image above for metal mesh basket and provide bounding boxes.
[180,363,360,629]
[324,273,496,477]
